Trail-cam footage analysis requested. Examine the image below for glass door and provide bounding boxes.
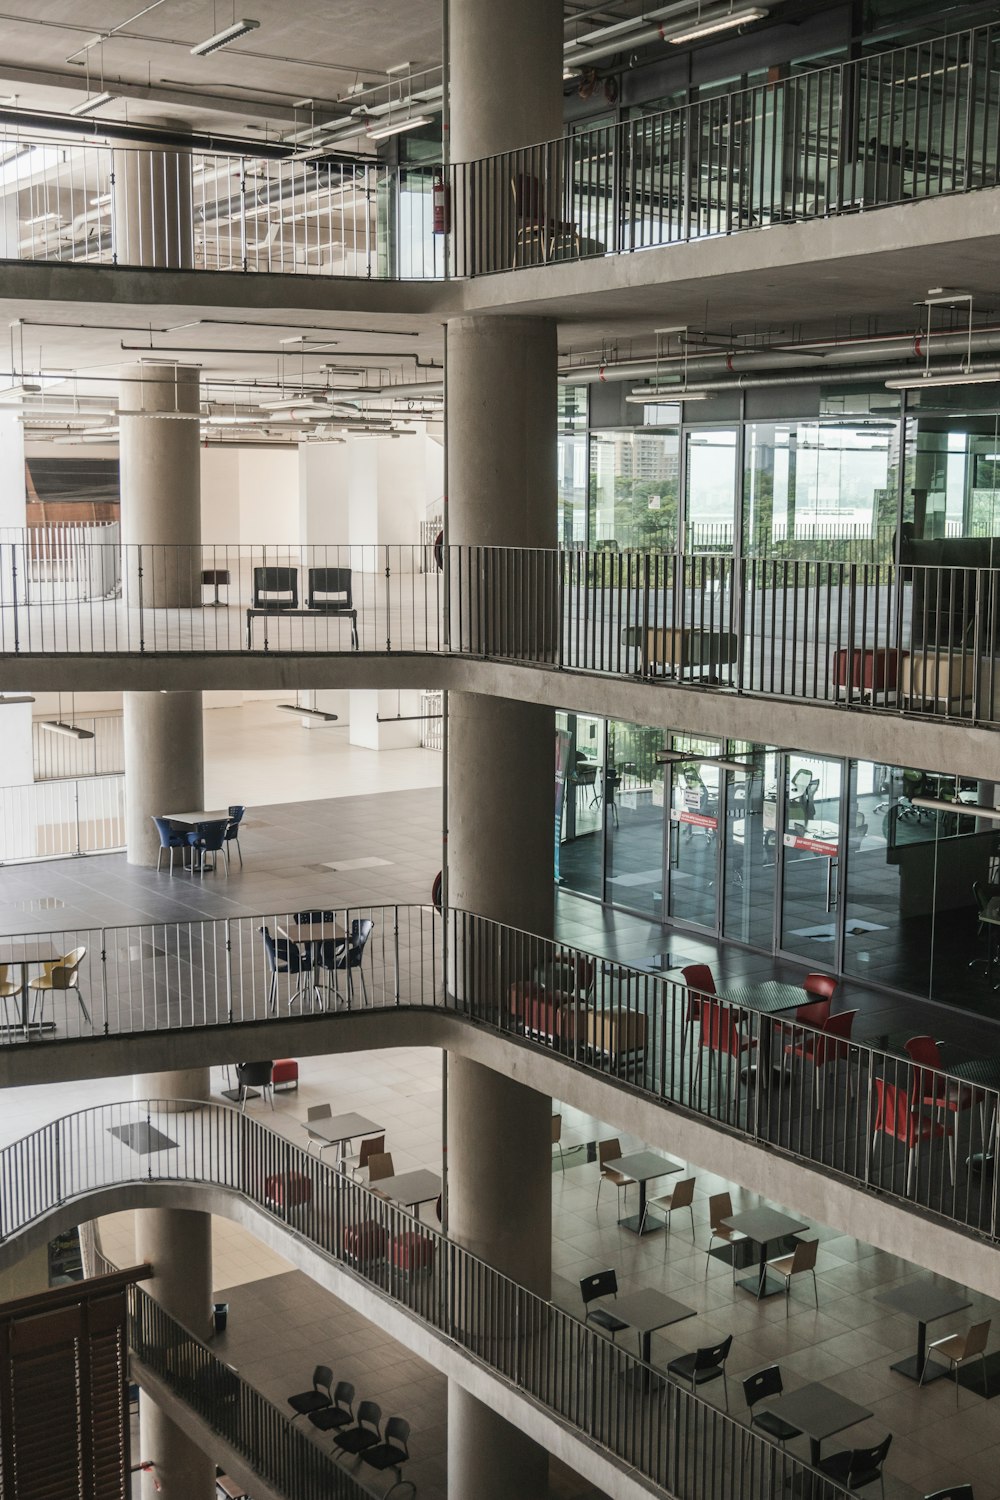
[722,745,779,949]
[666,741,723,931]
[779,752,845,967]
[684,427,737,554]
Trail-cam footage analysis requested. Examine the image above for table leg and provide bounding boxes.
[619,1179,660,1234]
[891,1318,948,1381]
[736,1238,787,1298]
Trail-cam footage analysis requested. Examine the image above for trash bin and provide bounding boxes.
[213,1302,229,1335]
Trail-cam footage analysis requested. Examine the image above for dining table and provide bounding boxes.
[278,918,347,945]
[612,1288,695,1383]
[160,809,232,872]
[720,1205,809,1298]
[721,980,809,1087]
[372,1168,442,1214]
[603,1150,683,1235]
[762,1380,873,1465]
[876,1278,972,1381]
[305,1111,384,1169]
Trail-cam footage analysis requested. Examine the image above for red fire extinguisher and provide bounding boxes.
[432,173,450,235]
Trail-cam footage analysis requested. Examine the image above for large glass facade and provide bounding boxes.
[603,721,666,919]
[589,429,680,550]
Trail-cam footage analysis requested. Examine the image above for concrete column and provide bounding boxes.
[133,1068,214,1500]
[113,139,193,268]
[119,362,201,609]
[447,1057,551,1499]
[123,691,203,865]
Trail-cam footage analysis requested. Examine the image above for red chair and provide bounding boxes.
[796,973,837,1027]
[679,963,717,1062]
[784,1009,858,1107]
[905,1035,975,1116]
[695,998,756,1093]
[872,1078,954,1194]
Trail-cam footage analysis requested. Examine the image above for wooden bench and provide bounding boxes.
[245,607,359,650]
[587,1008,647,1069]
[621,626,737,678]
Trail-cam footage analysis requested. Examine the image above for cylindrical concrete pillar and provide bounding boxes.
[119,361,201,609]
[447,1057,551,1499]
[123,691,204,866]
[113,140,194,268]
[133,1069,215,1500]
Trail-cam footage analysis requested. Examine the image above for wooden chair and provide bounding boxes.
[706,1191,745,1283]
[304,1103,333,1157]
[920,1318,991,1403]
[349,1135,387,1179]
[640,1175,696,1240]
[28,946,89,1026]
[766,1236,819,1312]
[596,1137,634,1214]
[0,964,19,1030]
[367,1152,395,1194]
[551,1113,565,1172]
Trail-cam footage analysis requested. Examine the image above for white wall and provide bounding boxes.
[0,412,26,529]
[199,448,240,542]
[298,441,350,544]
[199,446,299,546]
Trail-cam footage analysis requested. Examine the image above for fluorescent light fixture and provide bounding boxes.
[89,193,112,207]
[69,91,119,116]
[626,386,713,403]
[190,18,259,55]
[275,704,339,722]
[40,721,95,740]
[25,212,61,227]
[366,114,433,141]
[668,6,768,43]
[885,368,1000,390]
[912,796,1000,821]
[0,695,34,706]
[657,751,751,774]
[563,66,582,80]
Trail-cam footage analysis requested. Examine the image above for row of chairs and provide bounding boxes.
[0,946,88,1030]
[261,913,374,1011]
[288,1373,413,1494]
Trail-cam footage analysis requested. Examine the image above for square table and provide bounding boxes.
[305,1111,384,1169]
[723,980,809,1085]
[612,1288,695,1367]
[764,1381,872,1465]
[372,1168,442,1213]
[603,1150,683,1235]
[875,1278,972,1381]
[161,810,232,872]
[0,940,63,1034]
[721,1206,809,1297]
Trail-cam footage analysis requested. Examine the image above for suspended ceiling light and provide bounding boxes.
[0,695,34,706]
[626,386,712,403]
[668,6,768,43]
[912,796,1000,820]
[40,721,95,740]
[275,702,339,722]
[70,90,119,116]
[366,114,433,141]
[190,18,259,55]
[884,368,1000,390]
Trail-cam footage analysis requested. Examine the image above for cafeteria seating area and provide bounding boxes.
[26,1042,998,1500]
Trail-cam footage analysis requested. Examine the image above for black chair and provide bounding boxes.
[924,1488,974,1500]
[260,925,312,1012]
[579,1270,628,1341]
[818,1435,892,1499]
[287,1365,333,1420]
[333,1399,382,1458]
[235,1061,273,1111]
[224,806,245,868]
[358,1415,414,1494]
[667,1334,733,1410]
[294,910,335,966]
[307,1380,355,1433]
[307,566,359,649]
[252,566,298,609]
[742,1366,802,1447]
[321,919,374,1005]
[187,819,229,876]
[152,816,188,874]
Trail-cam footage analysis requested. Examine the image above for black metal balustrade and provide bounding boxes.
[1,539,999,726]
[0,1100,847,1500]
[452,23,1000,276]
[0,904,995,1251]
[129,1285,369,1500]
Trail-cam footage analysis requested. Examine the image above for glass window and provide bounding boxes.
[604,721,667,918]
[685,427,737,553]
[723,743,778,949]
[666,735,723,930]
[589,429,680,551]
[779,753,843,961]
[903,403,1000,559]
[556,712,604,900]
[744,418,899,562]
[558,387,588,547]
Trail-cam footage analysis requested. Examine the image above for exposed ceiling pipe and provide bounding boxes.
[559,326,1000,385]
[563,1,768,68]
[628,361,999,395]
[0,104,359,161]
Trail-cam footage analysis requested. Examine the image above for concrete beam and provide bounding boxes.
[2,651,995,779]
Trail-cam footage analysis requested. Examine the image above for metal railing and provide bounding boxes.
[0,1099,848,1500]
[128,1285,370,1500]
[452,22,1000,275]
[0,521,120,601]
[1,538,1000,724]
[32,713,124,780]
[0,773,124,862]
[0,902,996,1249]
[0,133,443,280]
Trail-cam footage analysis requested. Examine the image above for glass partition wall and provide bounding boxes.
[557,712,1000,1019]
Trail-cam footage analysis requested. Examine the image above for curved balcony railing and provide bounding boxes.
[1,538,999,728]
[0,1099,850,1500]
[0,904,994,1250]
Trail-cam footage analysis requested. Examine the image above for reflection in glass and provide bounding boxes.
[603,721,666,918]
[902,402,1000,562]
[779,754,842,962]
[590,429,680,551]
[723,746,778,949]
[556,712,604,899]
[685,428,737,554]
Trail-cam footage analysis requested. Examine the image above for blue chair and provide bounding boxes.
[320,918,374,1006]
[187,820,229,876]
[260,926,323,1013]
[224,805,245,867]
[152,816,188,874]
